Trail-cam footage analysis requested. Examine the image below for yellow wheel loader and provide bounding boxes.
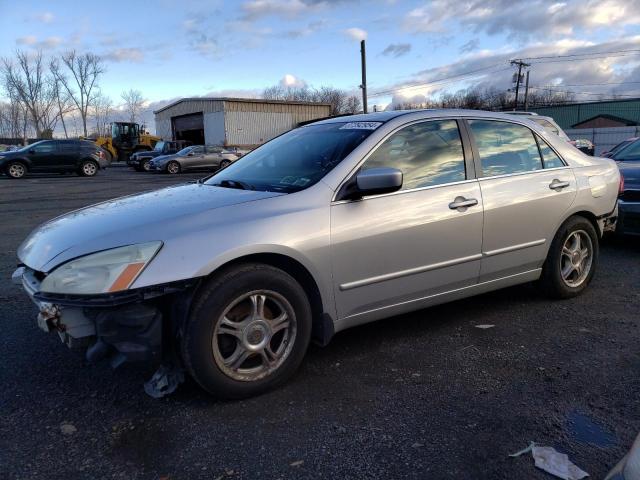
[93,122,161,162]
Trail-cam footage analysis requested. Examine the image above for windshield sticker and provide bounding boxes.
[279,176,296,185]
[293,178,311,187]
[339,122,383,130]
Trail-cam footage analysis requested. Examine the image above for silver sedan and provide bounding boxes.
[150,145,240,174]
[14,109,620,399]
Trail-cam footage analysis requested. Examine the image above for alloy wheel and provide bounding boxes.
[559,230,593,288]
[212,290,296,382]
[8,163,25,178]
[167,162,180,174]
[82,162,97,176]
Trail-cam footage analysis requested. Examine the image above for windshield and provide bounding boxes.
[154,141,166,151]
[204,122,378,193]
[176,146,194,156]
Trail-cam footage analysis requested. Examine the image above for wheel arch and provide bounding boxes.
[196,252,334,346]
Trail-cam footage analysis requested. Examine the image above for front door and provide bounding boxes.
[331,119,483,323]
[465,119,577,282]
[27,141,59,171]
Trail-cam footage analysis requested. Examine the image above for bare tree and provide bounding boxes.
[50,50,104,137]
[262,84,359,115]
[1,50,58,137]
[91,92,114,137]
[121,89,145,123]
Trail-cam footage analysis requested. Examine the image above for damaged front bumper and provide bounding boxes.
[13,266,198,369]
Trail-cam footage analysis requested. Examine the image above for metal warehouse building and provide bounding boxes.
[529,98,640,129]
[153,98,332,147]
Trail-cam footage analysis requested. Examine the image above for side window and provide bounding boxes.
[191,146,204,154]
[468,120,543,176]
[616,141,640,160]
[207,146,223,153]
[32,142,56,154]
[533,118,560,136]
[362,120,466,190]
[60,142,78,153]
[535,135,565,169]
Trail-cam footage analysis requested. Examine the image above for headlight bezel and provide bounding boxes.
[39,241,163,295]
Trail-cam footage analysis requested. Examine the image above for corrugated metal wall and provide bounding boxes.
[154,98,331,146]
[529,99,640,129]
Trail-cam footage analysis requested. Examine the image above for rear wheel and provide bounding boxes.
[166,161,180,174]
[540,216,599,298]
[219,159,231,170]
[79,160,98,177]
[6,161,27,179]
[181,263,312,399]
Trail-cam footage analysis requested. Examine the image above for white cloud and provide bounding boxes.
[103,48,145,63]
[241,0,316,20]
[381,43,411,57]
[344,27,367,41]
[36,12,54,23]
[280,73,307,87]
[15,35,62,49]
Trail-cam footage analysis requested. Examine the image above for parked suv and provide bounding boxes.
[128,140,192,172]
[0,140,110,178]
[13,110,620,399]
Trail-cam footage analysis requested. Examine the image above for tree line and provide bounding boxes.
[0,50,145,143]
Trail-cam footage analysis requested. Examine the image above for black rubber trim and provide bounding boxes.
[33,278,201,308]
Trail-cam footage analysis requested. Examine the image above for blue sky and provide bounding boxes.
[2,0,640,117]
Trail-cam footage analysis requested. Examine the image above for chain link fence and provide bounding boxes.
[565,127,640,156]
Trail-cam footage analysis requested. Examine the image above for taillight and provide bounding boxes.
[619,172,625,196]
[98,150,105,159]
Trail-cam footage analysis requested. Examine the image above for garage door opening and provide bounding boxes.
[172,113,205,145]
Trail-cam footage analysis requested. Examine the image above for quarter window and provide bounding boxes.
[362,120,466,190]
[535,134,565,169]
[468,120,543,176]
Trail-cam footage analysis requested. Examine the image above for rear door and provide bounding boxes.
[331,119,484,322]
[465,118,577,282]
[58,141,80,169]
[203,146,224,169]
[183,146,205,170]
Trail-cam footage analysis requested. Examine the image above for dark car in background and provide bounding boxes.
[149,145,241,174]
[0,139,110,179]
[128,140,192,172]
[611,138,640,163]
[617,161,640,236]
[602,137,638,158]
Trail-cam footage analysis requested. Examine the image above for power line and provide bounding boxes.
[528,85,640,98]
[518,48,640,61]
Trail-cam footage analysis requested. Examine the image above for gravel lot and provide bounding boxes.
[1,167,639,480]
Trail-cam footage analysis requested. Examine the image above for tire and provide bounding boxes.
[5,161,27,179]
[539,215,599,299]
[166,161,181,174]
[102,149,113,163]
[142,159,152,172]
[79,160,99,177]
[219,159,231,170]
[181,263,312,399]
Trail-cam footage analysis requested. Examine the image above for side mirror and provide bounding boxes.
[338,167,403,200]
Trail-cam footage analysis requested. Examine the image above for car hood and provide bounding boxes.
[18,183,284,272]
[133,150,163,159]
[619,161,640,189]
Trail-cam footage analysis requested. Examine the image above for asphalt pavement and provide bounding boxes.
[1,167,639,479]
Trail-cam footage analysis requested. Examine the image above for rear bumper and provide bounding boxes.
[617,200,640,236]
[13,266,198,367]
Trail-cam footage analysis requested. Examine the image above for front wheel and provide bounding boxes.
[181,264,312,399]
[539,216,599,299]
[5,161,27,179]
[142,159,152,172]
[166,161,180,174]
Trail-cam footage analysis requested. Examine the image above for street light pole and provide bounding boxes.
[360,40,368,114]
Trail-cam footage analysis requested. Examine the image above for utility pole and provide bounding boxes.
[523,70,530,111]
[510,59,530,111]
[360,40,368,114]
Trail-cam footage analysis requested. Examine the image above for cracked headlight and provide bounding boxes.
[40,242,162,295]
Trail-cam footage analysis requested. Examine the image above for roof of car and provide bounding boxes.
[309,109,542,125]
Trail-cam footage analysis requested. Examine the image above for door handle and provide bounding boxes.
[449,197,478,210]
[549,179,570,190]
